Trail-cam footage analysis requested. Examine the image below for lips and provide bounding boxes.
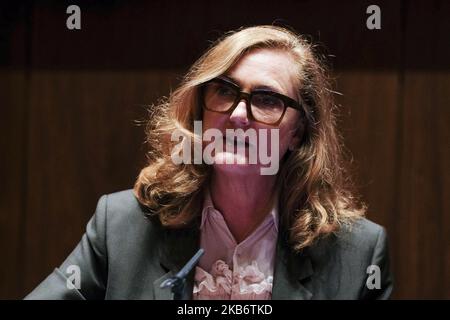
[223,136,251,148]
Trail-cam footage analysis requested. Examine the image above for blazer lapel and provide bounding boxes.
[151,219,315,300]
[152,223,200,300]
[272,236,314,300]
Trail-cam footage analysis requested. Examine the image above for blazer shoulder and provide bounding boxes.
[99,189,161,235]
[305,217,392,299]
[104,189,141,211]
[101,189,149,219]
[308,217,388,274]
[332,217,386,256]
[343,217,385,240]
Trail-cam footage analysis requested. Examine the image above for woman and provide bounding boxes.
[26,25,393,300]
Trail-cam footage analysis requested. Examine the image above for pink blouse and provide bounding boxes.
[193,189,279,300]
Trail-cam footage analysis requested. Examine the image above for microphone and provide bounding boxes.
[160,248,204,300]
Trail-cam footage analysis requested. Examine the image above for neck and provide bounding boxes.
[209,170,277,243]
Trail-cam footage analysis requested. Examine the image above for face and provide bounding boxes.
[202,48,304,176]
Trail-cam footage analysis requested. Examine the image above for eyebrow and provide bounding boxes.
[222,74,284,95]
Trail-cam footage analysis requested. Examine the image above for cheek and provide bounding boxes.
[202,110,229,131]
[278,110,302,152]
[252,125,290,158]
[277,127,294,155]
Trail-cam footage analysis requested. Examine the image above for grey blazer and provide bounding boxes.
[25,189,393,300]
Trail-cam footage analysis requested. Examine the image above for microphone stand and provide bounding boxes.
[160,248,204,300]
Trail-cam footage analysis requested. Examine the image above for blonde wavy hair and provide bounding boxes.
[134,25,365,251]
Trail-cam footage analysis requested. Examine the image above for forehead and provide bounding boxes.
[226,48,300,98]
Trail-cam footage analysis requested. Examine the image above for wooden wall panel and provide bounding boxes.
[436,72,450,300]
[335,72,402,297]
[396,72,450,298]
[0,71,28,299]
[335,71,400,229]
[20,70,181,295]
[394,0,450,299]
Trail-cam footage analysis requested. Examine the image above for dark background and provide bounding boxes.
[0,0,449,299]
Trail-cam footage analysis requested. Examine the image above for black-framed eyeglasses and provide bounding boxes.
[199,76,305,126]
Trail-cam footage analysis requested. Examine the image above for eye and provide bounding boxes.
[215,84,235,97]
[253,93,284,109]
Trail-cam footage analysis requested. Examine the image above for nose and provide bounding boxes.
[229,99,249,126]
